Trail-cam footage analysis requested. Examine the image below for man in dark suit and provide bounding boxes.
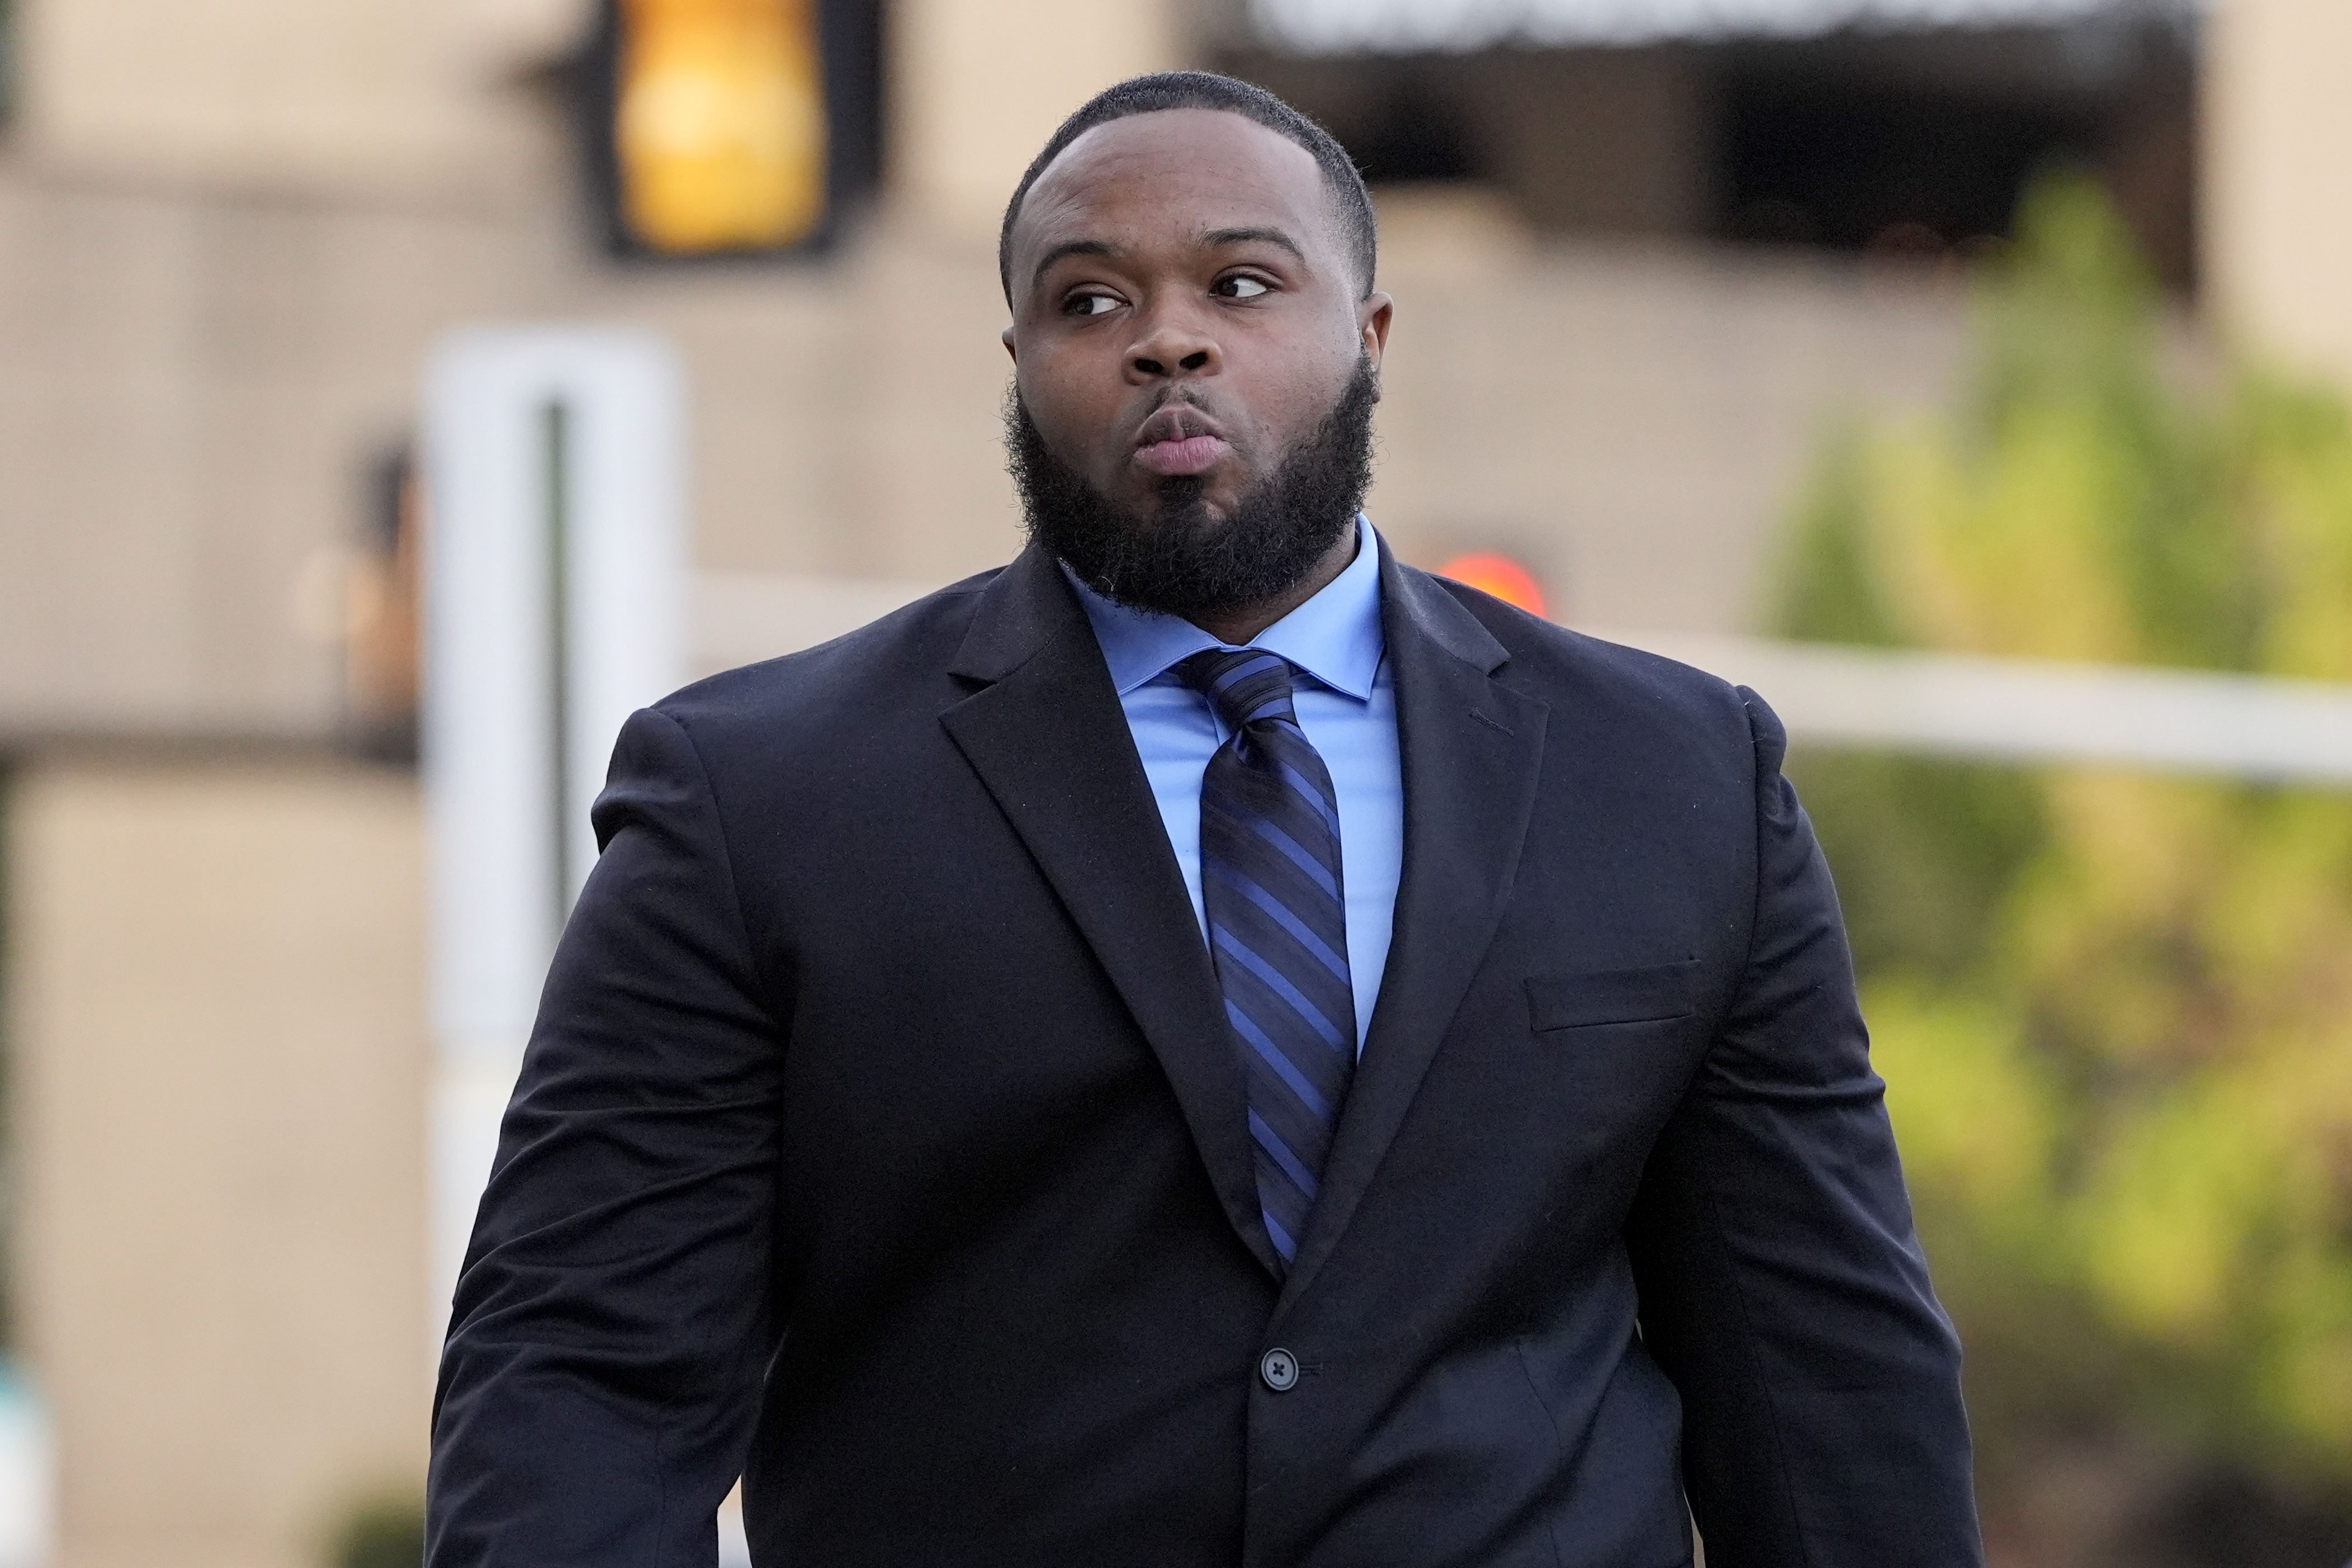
[429,72,1981,1567]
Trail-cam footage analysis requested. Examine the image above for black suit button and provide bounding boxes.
[1260,1348,1299,1391]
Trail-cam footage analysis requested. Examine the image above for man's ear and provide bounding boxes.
[1360,292,1394,395]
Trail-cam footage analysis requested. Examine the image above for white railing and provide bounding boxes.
[693,571,2352,788]
[1591,629,2352,787]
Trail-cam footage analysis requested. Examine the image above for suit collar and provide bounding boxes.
[947,543,1072,685]
[1380,536,1511,674]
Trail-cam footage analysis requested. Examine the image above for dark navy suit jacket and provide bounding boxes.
[428,542,1982,1567]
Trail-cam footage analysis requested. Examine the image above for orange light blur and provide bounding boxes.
[1435,552,1548,617]
[616,0,826,255]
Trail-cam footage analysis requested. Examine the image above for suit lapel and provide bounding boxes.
[1280,551,1550,1306]
[939,548,1283,1278]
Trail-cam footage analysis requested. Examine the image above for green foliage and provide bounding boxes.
[329,1494,424,1568]
[1779,175,2352,1499]
[1793,752,2044,982]
[0,0,15,128]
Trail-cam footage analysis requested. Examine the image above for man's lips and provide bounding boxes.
[1134,434,1229,477]
[1132,405,1231,478]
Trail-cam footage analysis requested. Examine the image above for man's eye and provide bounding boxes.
[1218,276,1272,299]
[1065,293,1121,317]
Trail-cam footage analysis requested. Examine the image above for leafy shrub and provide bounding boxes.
[1777,174,2352,1538]
[329,1493,424,1568]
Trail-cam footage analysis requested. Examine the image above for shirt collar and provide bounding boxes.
[1063,517,1386,700]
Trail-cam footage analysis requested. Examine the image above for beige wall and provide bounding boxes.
[2203,0,2352,387]
[13,0,581,193]
[892,0,1182,238]
[8,757,431,1568]
[0,150,1039,739]
[0,167,526,742]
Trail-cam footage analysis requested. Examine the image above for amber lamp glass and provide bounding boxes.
[616,0,826,254]
[1435,552,1548,618]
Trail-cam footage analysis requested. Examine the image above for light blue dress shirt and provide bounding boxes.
[1066,518,1402,1052]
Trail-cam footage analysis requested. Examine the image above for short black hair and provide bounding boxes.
[998,71,1378,304]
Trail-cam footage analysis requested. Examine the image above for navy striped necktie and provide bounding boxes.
[1179,648,1357,1269]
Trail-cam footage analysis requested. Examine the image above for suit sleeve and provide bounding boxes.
[1625,688,1982,1568]
[428,707,785,1568]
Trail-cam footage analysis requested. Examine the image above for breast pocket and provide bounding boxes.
[1525,960,1700,1032]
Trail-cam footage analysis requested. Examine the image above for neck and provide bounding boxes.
[1187,520,1360,646]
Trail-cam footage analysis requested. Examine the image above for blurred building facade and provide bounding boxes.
[0,1,2345,1565]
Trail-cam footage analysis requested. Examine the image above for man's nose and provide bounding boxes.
[1126,302,1222,382]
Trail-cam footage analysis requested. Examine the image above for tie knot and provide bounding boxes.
[1178,648,1300,733]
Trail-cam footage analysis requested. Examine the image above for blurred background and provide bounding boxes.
[0,0,2348,1565]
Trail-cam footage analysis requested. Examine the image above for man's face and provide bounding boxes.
[1001,108,1392,547]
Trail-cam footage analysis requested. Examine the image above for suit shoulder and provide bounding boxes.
[648,567,1001,749]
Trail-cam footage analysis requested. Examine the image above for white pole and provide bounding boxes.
[421,325,688,1346]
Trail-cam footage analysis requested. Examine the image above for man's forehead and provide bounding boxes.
[1012,108,1333,258]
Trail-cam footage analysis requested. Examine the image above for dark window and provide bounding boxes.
[1711,23,2198,286]
[1342,71,1479,183]
[1718,76,2098,249]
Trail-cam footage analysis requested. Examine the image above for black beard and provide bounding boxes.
[1006,355,1377,624]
